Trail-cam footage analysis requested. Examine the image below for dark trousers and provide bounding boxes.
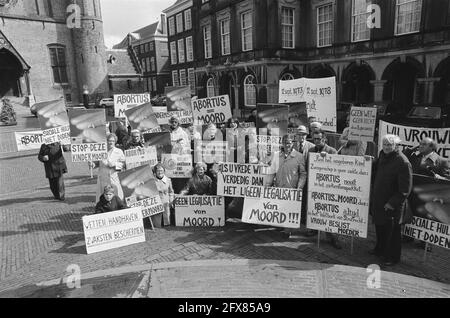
[49,175,65,200]
[375,219,402,262]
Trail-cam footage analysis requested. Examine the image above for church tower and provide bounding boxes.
[71,0,108,102]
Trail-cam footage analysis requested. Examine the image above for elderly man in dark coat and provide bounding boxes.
[38,142,68,201]
[370,134,413,266]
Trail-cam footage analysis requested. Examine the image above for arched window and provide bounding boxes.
[244,75,256,107]
[280,73,295,81]
[207,77,216,97]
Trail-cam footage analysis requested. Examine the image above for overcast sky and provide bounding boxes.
[100,0,175,48]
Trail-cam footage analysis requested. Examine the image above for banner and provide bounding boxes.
[35,99,70,145]
[68,109,108,162]
[174,196,225,227]
[256,103,289,136]
[82,207,145,254]
[378,121,450,159]
[114,93,150,118]
[242,186,302,229]
[125,103,159,132]
[192,95,232,125]
[279,77,337,132]
[161,154,193,178]
[348,106,377,143]
[125,146,158,170]
[165,86,192,112]
[217,162,270,197]
[14,130,43,151]
[118,165,165,219]
[307,153,372,238]
[403,217,450,249]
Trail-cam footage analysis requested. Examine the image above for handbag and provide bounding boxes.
[399,199,413,225]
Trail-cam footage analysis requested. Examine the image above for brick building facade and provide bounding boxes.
[0,0,108,105]
[191,0,450,122]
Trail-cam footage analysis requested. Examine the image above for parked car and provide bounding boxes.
[381,104,449,128]
[98,98,114,108]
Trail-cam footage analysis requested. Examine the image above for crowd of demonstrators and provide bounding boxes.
[38,142,67,201]
[38,104,450,267]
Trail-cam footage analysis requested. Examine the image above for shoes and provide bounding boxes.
[329,239,342,250]
[304,230,318,237]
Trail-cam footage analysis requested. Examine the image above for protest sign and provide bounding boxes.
[165,86,192,112]
[114,93,150,118]
[14,130,43,151]
[256,103,289,136]
[378,121,450,159]
[35,99,70,145]
[82,207,145,254]
[348,106,377,143]
[256,135,281,164]
[194,140,228,164]
[118,165,165,219]
[174,196,225,227]
[161,154,193,178]
[307,153,372,238]
[242,186,302,229]
[154,110,194,125]
[125,146,158,170]
[125,103,159,133]
[68,109,108,162]
[217,162,270,197]
[288,102,308,129]
[279,77,337,132]
[192,95,232,125]
[403,217,450,249]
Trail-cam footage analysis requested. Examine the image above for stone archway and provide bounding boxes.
[0,48,23,97]
[382,57,426,114]
[433,56,450,104]
[309,64,336,78]
[342,62,375,104]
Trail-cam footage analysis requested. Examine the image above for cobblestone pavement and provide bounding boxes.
[0,102,449,297]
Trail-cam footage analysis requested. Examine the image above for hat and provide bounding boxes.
[103,185,115,194]
[297,125,308,135]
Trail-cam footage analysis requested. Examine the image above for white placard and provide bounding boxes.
[191,95,232,125]
[161,153,193,178]
[217,162,270,197]
[114,94,151,118]
[125,146,158,170]
[348,107,377,143]
[82,207,145,254]
[403,217,450,249]
[14,130,43,151]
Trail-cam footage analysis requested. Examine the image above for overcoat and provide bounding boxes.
[38,143,67,179]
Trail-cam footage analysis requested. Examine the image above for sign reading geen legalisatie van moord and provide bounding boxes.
[378,121,450,159]
[242,186,302,229]
[216,162,271,197]
[403,217,450,249]
[114,94,151,119]
[191,95,232,125]
[307,153,372,238]
[174,196,225,227]
[82,207,145,254]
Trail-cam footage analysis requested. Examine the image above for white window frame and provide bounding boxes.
[352,0,371,42]
[394,0,423,36]
[176,13,183,33]
[281,6,295,49]
[179,69,187,87]
[186,36,194,62]
[220,18,231,55]
[170,41,177,65]
[317,3,333,48]
[206,77,216,98]
[188,68,196,94]
[178,39,185,64]
[185,9,192,30]
[241,11,253,52]
[203,25,212,59]
[172,70,179,87]
[244,74,256,107]
[168,16,176,36]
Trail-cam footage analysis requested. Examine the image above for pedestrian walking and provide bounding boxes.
[38,142,67,201]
